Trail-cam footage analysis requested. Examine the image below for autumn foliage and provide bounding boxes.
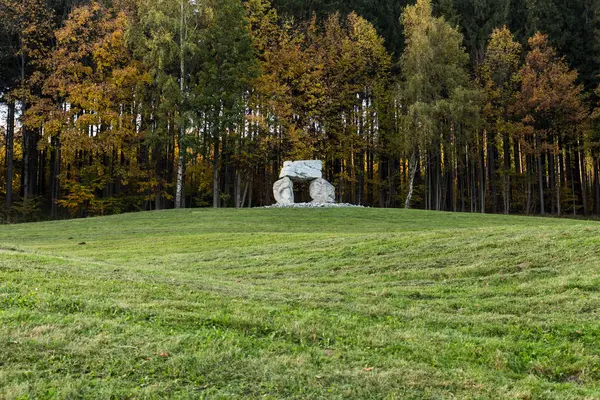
[0,0,599,220]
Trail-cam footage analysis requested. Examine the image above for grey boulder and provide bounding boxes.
[310,178,335,203]
[279,160,322,181]
[273,177,294,205]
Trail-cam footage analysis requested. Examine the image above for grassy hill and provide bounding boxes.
[1,209,599,399]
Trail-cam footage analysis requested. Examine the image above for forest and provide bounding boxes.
[1,0,600,220]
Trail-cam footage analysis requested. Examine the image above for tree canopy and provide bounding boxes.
[1,0,600,220]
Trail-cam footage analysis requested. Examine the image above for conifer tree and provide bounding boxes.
[196,0,256,208]
[132,0,204,209]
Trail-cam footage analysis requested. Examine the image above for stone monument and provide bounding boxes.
[273,160,336,205]
[273,176,294,205]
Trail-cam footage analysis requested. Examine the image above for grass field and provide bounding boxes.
[1,209,600,399]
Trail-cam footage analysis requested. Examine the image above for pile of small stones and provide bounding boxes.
[263,202,365,208]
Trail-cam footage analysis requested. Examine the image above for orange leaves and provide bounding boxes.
[513,32,588,147]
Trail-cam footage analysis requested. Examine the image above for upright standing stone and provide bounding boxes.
[271,160,339,206]
[273,177,294,205]
[279,160,323,181]
[310,178,335,203]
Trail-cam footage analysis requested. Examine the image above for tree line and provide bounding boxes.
[1,0,599,220]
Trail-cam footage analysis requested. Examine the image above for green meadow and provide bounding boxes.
[1,209,599,399]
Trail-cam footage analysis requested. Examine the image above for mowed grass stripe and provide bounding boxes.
[1,209,600,399]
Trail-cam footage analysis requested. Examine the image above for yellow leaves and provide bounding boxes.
[402,0,434,40]
[57,181,96,215]
[111,64,151,92]
[41,2,150,151]
[55,4,98,44]
[248,2,391,160]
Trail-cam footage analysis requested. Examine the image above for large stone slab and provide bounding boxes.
[273,177,294,205]
[279,160,322,181]
[310,178,335,203]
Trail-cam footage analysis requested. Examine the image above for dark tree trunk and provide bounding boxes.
[488,131,498,213]
[31,130,39,196]
[549,150,555,214]
[559,148,566,187]
[367,149,374,206]
[175,133,185,209]
[480,145,485,213]
[389,157,398,208]
[579,148,589,215]
[503,133,511,214]
[379,154,388,207]
[38,147,45,198]
[555,147,561,216]
[426,152,432,210]
[248,174,253,208]
[566,147,576,215]
[536,134,545,214]
[459,160,466,212]
[154,142,164,210]
[358,150,364,205]
[594,156,600,215]
[526,155,532,214]
[20,39,30,200]
[444,144,453,211]
[236,168,243,208]
[573,146,584,215]
[213,136,220,208]
[167,118,175,207]
[22,126,30,200]
[5,101,15,208]
[50,136,61,219]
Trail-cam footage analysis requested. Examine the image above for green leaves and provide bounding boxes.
[196,0,256,136]
[399,0,479,150]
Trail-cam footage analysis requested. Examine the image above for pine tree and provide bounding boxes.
[196,0,256,208]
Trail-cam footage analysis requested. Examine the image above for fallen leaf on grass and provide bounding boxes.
[363,367,374,372]
[159,352,169,358]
